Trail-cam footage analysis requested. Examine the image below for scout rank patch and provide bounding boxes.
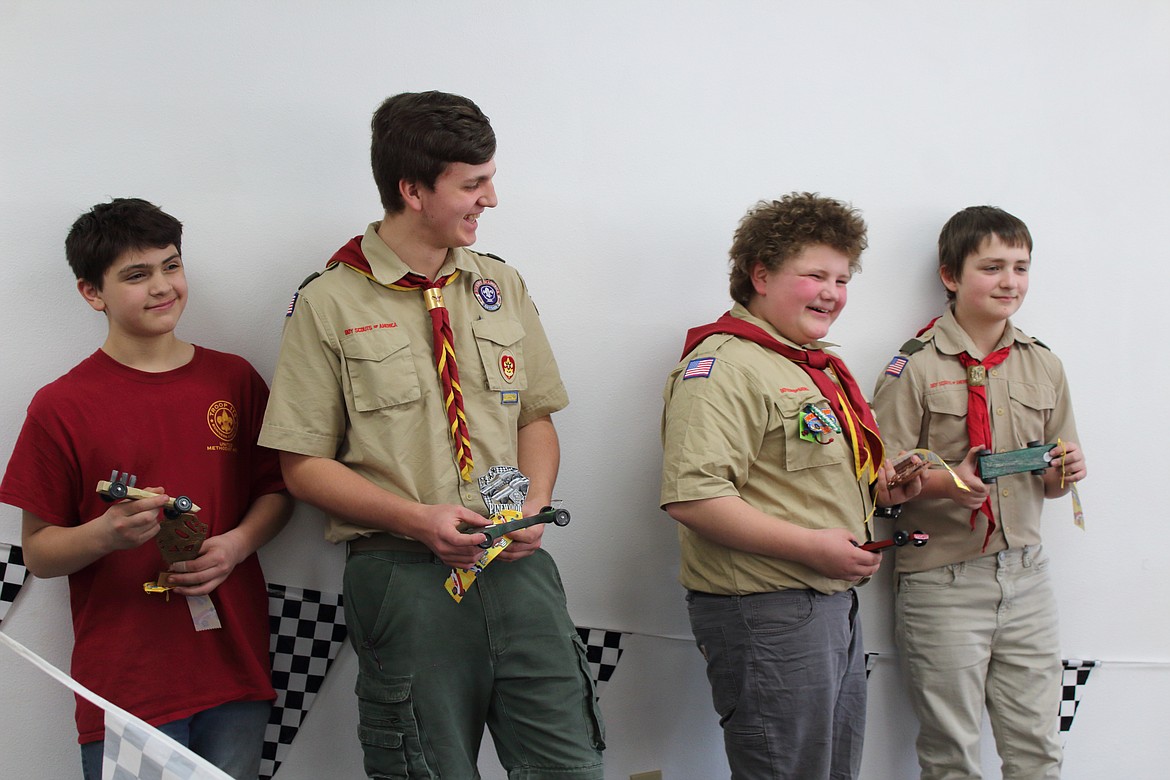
[683,357,716,379]
[800,402,841,444]
[499,351,516,383]
[474,278,502,311]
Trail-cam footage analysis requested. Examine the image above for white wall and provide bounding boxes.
[2,2,1168,778]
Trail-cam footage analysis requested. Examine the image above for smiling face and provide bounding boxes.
[411,159,498,250]
[746,244,852,345]
[943,234,1030,331]
[79,244,187,342]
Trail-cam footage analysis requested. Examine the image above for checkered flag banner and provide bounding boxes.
[1,542,29,626]
[260,583,348,780]
[0,631,231,780]
[103,708,232,780]
[575,627,626,696]
[1060,659,1098,739]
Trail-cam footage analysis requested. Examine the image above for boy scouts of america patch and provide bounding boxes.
[885,355,908,377]
[474,279,502,311]
[683,357,716,379]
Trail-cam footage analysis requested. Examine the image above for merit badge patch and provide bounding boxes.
[474,279,502,311]
[683,357,716,380]
[885,355,908,377]
[499,351,517,383]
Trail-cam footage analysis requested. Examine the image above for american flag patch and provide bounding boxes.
[885,355,908,377]
[285,291,299,317]
[683,357,716,379]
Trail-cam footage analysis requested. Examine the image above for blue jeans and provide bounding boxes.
[80,699,271,780]
[687,588,866,780]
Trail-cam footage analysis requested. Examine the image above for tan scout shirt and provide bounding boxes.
[660,304,876,596]
[259,223,569,543]
[872,308,1078,574]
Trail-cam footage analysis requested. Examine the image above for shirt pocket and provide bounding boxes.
[774,394,850,472]
[1007,381,1056,448]
[923,388,972,461]
[341,327,422,412]
[471,317,528,391]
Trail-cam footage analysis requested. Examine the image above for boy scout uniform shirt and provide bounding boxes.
[872,308,1078,574]
[660,304,875,596]
[259,223,568,543]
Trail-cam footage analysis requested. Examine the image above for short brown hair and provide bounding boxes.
[371,91,496,214]
[938,206,1032,300]
[65,198,183,290]
[728,192,867,306]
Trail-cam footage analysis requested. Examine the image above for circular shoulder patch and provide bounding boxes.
[474,278,502,311]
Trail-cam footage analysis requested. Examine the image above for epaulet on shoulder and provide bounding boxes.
[299,264,340,290]
[1031,337,1051,351]
[473,250,507,264]
[899,337,927,355]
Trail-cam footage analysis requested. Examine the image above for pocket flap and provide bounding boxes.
[355,673,411,704]
[1008,381,1056,412]
[342,327,411,362]
[471,317,524,347]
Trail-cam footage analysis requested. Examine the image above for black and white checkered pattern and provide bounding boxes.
[103,708,231,780]
[575,627,626,695]
[260,583,348,780]
[0,542,29,626]
[1059,659,1098,736]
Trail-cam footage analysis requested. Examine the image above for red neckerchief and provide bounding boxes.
[683,312,884,483]
[958,347,1012,548]
[327,237,474,482]
[917,314,1012,549]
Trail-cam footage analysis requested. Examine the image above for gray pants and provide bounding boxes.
[896,545,1062,780]
[687,588,866,780]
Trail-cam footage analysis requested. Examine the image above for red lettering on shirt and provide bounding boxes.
[778,386,811,393]
[343,323,398,336]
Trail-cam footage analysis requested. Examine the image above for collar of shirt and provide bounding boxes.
[929,306,1033,359]
[359,222,480,285]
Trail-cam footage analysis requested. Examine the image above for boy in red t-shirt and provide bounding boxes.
[0,198,291,780]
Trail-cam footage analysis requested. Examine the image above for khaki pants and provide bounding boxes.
[895,546,1062,780]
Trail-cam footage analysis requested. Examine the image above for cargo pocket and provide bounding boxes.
[570,632,608,751]
[472,317,528,391]
[355,675,434,779]
[341,328,422,412]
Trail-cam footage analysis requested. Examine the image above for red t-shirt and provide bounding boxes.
[0,347,285,743]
